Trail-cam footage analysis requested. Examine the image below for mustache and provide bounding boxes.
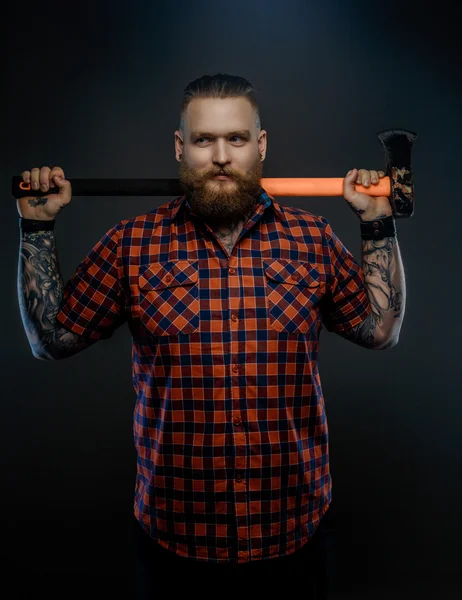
[211,170,233,177]
[179,159,262,184]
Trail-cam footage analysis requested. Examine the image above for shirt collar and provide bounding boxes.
[169,187,284,223]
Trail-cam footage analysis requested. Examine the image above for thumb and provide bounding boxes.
[52,174,71,191]
[344,168,358,187]
[343,168,363,200]
[52,174,72,201]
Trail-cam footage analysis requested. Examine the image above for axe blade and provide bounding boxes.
[377,128,417,218]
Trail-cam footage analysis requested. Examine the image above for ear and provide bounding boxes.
[258,129,267,161]
[174,130,184,162]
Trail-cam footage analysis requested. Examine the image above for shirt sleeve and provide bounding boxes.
[55,223,126,340]
[320,217,371,333]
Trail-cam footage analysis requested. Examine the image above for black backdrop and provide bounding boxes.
[4,1,462,597]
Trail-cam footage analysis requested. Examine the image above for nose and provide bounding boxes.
[212,140,231,166]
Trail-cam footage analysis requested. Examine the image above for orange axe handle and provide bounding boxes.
[260,177,391,197]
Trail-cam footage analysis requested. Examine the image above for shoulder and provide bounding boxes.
[114,198,176,236]
[272,200,330,233]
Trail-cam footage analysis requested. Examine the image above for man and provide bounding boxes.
[17,73,405,597]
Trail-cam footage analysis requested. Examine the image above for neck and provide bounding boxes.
[212,219,245,256]
[212,219,245,236]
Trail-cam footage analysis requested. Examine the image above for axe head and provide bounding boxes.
[377,128,417,218]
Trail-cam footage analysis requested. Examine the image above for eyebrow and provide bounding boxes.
[190,129,251,139]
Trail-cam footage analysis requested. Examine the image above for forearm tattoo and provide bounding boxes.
[341,236,404,348]
[18,231,94,359]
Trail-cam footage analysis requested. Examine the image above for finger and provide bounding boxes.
[39,166,51,191]
[21,170,31,184]
[356,168,368,185]
[378,170,385,178]
[369,170,379,184]
[361,169,372,187]
[30,167,40,190]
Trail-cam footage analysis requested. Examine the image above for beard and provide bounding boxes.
[178,154,263,228]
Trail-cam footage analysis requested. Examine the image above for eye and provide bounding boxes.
[230,136,244,142]
[195,137,209,144]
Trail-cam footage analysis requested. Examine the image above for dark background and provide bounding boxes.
[4,0,461,597]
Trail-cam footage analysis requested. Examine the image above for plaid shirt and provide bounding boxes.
[56,187,370,563]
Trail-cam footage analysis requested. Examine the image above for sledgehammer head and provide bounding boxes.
[377,128,417,218]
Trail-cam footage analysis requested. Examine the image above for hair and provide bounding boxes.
[179,73,261,136]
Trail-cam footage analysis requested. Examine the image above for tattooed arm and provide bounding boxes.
[341,234,406,350]
[337,167,407,350]
[18,229,97,360]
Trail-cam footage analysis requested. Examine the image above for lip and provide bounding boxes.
[214,175,231,180]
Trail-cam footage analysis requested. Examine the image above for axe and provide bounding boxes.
[12,128,417,218]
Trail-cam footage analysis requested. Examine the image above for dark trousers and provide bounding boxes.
[130,506,336,599]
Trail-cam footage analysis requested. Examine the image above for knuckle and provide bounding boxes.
[40,167,51,182]
[40,175,51,189]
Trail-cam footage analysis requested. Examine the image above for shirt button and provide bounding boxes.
[291,273,300,282]
[228,267,236,274]
[236,473,243,482]
[373,221,380,229]
[165,274,172,283]
[231,314,238,322]
[233,416,242,426]
[232,364,239,373]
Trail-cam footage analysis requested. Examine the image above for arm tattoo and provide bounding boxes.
[340,310,376,348]
[340,236,405,349]
[18,230,96,359]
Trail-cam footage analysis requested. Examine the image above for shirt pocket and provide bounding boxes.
[263,259,326,334]
[138,260,199,336]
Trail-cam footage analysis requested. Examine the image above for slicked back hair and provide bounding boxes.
[179,73,261,136]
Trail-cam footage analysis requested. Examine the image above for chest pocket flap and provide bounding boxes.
[137,260,199,337]
[263,259,326,334]
[263,259,321,287]
[139,260,198,290]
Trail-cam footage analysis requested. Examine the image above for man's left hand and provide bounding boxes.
[343,168,393,221]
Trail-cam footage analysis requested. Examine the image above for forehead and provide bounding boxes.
[184,97,255,134]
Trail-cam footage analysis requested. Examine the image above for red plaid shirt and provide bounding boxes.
[56,188,370,563]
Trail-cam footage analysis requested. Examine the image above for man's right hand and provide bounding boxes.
[17,166,72,221]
